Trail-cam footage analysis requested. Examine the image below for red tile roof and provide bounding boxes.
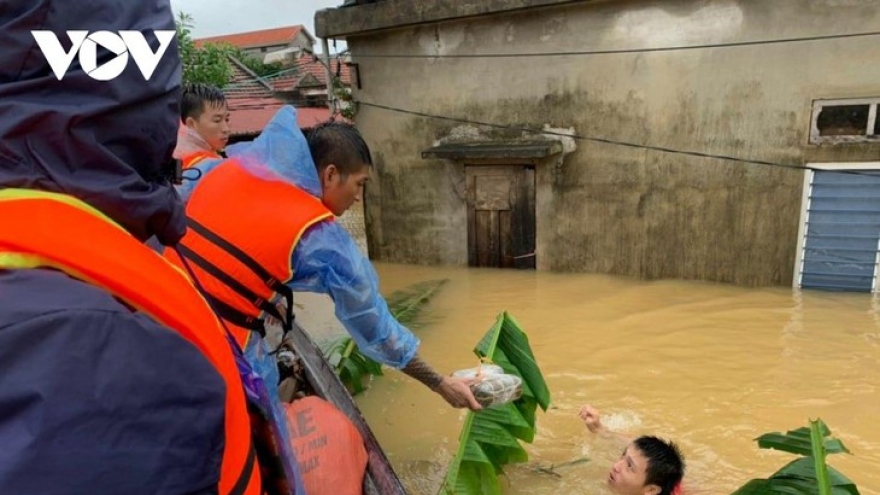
[222,55,347,136]
[224,59,275,100]
[220,55,350,96]
[196,25,305,49]
[228,101,338,136]
[261,55,351,92]
[299,107,341,128]
[264,71,300,92]
[296,54,352,87]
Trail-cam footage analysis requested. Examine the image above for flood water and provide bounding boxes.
[295,262,880,495]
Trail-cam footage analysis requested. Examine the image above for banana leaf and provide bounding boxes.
[321,335,385,394]
[321,279,448,395]
[731,419,859,495]
[772,458,860,494]
[731,458,860,495]
[757,420,850,457]
[732,477,859,495]
[440,311,550,495]
[387,279,449,329]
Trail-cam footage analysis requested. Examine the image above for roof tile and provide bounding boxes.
[196,25,304,49]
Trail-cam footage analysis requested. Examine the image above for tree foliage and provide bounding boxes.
[176,12,234,87]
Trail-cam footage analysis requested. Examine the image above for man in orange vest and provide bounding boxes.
[171,107,482,411]
[0,2,302,494]
[174,83,230,169]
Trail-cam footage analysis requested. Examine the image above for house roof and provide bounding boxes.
[297,54,352,86]
[228,99,335,136]
[223,56,342,136]
[196,25,312,49]
[422,140,563,160]
[264,54,352,92]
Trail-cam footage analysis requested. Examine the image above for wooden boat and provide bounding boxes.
[282,320,408,495]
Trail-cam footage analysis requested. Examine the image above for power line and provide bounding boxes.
[355,100,880,177]
[351,30,880,59]
[222,55,350,90]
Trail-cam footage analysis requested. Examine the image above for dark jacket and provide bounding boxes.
[0,1,226,493]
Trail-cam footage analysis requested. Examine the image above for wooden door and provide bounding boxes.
[466,165,536,269]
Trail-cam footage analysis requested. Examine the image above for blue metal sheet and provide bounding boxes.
[801,170,880,292]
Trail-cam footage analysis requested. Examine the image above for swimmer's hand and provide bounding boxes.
[579,404,604,434]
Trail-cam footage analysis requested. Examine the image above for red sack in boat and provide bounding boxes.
[283,397,368,495]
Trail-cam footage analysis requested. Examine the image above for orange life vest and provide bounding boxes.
[182,150,222,170]
[164,160,333,348]
[0,189,261,495]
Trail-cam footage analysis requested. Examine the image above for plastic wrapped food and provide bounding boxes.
[453,363,523,409]
[452,364,505,380]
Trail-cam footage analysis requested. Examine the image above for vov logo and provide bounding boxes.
[31,30,175,81]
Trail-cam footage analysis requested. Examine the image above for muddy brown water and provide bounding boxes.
[294,262,880,495]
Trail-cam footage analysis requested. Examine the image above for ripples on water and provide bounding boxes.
[296,263,880,495]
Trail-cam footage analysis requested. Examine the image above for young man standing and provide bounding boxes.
[168,107,482,411]
[580,405,686,495]
[174,83,230,168]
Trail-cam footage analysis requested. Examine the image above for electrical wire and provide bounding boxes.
[356,100,880,177]
[349,30,880,59]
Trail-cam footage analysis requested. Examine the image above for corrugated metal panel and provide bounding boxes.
[799,170,880,292]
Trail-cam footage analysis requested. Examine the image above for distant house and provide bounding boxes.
[197,26,352,140]
[266,52,353,107]
[316,0,880,290]
[196,25,315,65]
[223,57,341,143]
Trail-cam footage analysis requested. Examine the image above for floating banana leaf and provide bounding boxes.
[440,311,550,495]
[321,279,448,395]
[731,419,859,495]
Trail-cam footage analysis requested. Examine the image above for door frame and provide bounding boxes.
[465,164,536,269]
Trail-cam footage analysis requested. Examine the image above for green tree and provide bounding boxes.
[176,12,234,87]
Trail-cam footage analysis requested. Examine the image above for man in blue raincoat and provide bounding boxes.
[174,107,483,411]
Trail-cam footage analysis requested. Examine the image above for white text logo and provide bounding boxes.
[31,30,175,81]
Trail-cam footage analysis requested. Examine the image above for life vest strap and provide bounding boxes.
[187,217,288,295]
[229,442,257,495]
[205,293,267,338]
[177,243,285,324]
[180,219,295,333]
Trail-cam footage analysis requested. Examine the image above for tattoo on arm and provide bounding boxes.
[401,354,443,390]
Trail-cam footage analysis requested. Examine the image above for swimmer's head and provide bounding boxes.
[607,436,684,495]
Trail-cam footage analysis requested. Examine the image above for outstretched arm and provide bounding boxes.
[580,404,631,444]
[290,222,480,410]
[401,354,482,410]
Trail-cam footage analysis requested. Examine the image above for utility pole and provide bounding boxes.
[320,37,335,115]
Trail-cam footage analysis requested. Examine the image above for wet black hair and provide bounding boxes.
[180,83,226,123]
[305,121,372,177]
[633,436,685,495]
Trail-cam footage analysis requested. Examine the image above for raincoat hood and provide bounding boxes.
[0,0,186,245]
[174,124,217,160]
[225,106,323,198]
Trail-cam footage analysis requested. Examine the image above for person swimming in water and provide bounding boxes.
[580,404,685,495]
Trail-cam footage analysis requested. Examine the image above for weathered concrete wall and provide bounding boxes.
[341,0,880,286]
[315,0,595,38]
[336,201,369,255]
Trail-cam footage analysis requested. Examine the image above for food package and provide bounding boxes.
[453,363,523,409]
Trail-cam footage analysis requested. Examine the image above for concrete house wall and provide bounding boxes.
[318,0,880,286]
